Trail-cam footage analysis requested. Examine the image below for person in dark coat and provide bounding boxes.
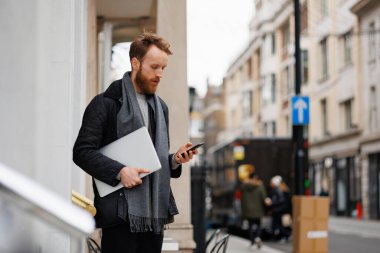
[265,175,290,241]
[241,172,267,248]
[73,32,198,253]
[279,180,292,241]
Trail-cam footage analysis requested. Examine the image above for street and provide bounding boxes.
[265,231,380,253]
[264,216,380,253]
[222,217,380,253]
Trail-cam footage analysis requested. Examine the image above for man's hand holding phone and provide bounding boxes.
[174,142,203,164]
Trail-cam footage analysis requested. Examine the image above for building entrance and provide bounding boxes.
[369,153,380,220]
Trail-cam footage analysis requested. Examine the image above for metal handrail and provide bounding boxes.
[0,162,95,238]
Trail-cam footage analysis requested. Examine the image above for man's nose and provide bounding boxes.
[156,69,163,78]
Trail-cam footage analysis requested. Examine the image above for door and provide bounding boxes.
[369,154,380,219]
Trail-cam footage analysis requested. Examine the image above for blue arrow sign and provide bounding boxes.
[292,96,309,125]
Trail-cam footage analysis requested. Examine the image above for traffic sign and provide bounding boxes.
[292,96,309,125]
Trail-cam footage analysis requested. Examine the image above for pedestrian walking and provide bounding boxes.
[73,32,198,253]
[279,180,292,241]
[241,172,267,249]
[265,175,290,242]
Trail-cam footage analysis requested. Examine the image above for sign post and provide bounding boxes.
[293,0,308,195]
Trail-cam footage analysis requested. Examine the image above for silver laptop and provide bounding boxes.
[94,127,161,197]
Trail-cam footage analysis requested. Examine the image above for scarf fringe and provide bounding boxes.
[128,214,169,234]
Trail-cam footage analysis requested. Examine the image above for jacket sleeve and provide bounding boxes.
[73,95,124,186]
[260,184,267,203]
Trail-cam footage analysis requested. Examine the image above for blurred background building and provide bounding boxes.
[202,0,380,221]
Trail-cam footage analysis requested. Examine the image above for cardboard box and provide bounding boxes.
[292,196,329,253]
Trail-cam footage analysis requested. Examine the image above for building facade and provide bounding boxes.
[307,0,363,217]
[352,0,380,220]
[213,0,380,220]
[203,83,226,152]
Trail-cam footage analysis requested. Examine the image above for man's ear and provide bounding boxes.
[131,57,140,71]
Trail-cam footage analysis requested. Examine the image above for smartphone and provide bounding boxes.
[181,142,205,158]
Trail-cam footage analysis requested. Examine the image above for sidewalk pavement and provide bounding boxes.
[329,216,380,239]
[225,234,286,253]
[208,216,380,253]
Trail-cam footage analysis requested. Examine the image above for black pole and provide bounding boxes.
[293,0,304,195]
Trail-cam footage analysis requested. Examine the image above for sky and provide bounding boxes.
[111,0,254,97]
[187,0,254,96]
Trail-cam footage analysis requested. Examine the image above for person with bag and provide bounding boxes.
[279,180,292,242]
[241,172,267,248]
[265,175,291,242]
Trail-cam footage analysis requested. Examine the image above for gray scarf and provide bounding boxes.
[117,72,171,233]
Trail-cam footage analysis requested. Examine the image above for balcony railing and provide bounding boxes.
[0,162,95,252]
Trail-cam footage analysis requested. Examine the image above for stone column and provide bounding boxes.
[98,22,113,92]
[156,0,196,252]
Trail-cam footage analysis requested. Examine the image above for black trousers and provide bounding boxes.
[272,214,290,240]
[101,223,164,253]
[248,218,262,243]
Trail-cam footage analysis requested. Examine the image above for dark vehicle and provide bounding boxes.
[206,137,294,228]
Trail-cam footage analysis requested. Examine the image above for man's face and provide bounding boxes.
[133,45,169,94]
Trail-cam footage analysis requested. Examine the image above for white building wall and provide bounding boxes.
[156,0,195,250]
[0,0,88,251]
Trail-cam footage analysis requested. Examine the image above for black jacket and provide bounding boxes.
[73,79,182,228]
[268,188,288,215]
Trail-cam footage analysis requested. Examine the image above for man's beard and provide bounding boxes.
[135,67,158,94]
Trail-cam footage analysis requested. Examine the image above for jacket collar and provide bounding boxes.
[103,79,122,100]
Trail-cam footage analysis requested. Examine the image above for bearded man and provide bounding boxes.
[73,33,196,253]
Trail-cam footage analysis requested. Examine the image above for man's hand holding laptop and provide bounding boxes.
[119,142,200,189]
[120,167,151,188]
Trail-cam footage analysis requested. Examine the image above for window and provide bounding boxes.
[370,86,378,133]
[301,2,308,32]
[258,86,262,110]
[369,22,376,61]
[248,58,252,79]
[343,32,352,65]
[261,35,266,61]
[321,0,328,17]
[263,121,276,136]
[320,38,329,80]
[242,91,253,117]
[285,116,290,136]
[348,157,361,207]
[263,122,268,136]
[282,22,290,47]
[271,73,276,103]
[321,99,328,136]
[262,74,277,105]
[271,121,277,136]
[240,66,246,82]
[302,50,309,84]
[342,99,353,130]
[285,66,294,95]
[271,32,276,55]
[285,66,290,94]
